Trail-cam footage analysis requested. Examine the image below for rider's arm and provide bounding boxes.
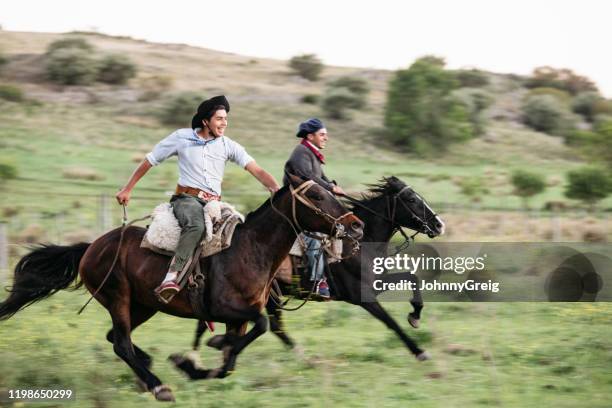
[245,161,280,193]
[116,159,152,205]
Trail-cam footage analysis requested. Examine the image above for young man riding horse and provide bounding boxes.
[283,118,346,298]
[116,95,280,300]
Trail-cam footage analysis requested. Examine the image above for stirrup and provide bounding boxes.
[154,281,180,304]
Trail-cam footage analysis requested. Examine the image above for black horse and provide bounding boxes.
[192,176,445,360]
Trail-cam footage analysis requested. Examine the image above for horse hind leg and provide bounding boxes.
[192,320,208,351]
[109,302,174,401]
[266,299,296,349]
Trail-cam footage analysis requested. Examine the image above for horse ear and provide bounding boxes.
[285,172,307,187]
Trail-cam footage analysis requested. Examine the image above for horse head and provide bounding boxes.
[378,176,445,238]
[285,174,364,241]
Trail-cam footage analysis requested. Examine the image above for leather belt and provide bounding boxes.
[175,185,221,201]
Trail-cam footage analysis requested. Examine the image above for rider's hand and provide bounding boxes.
[116,187,131,205]
[268,184,280,194]
[332,185,346,196]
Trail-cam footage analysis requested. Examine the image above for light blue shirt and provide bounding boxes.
[146,128,254,196]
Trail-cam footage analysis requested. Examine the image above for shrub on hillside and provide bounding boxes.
[385,56,475,152]
[46,37,94,54]
[0,84,24,102]
[511,170,546,209]
[289,54,323,81]
[320,87,364,120]
[96,54,137,85]
[452,88,493,136]
[45,48,98,85]
[527,87,572,106]
[454,69,489,88]
[62,166,105,181]
[0,51,7,70]
[526,66,598,95]
[572,91,602,122]
[300,94,319,104]
[160,92,202,126]
[138,75,174,101]
[521,94,575,135]
[565,167,611,210]
[458,177,489,203]
[328,76,370,96]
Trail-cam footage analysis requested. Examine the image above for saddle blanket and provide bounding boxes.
[141,201,244,258]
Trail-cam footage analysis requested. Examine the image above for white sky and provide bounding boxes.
[2,0,611,96]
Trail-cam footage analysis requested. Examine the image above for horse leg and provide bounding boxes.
[106,304,157,369]
[408,275,424,328]
[359,301,429,361]
[109,301,174,402]
[172,314,268,380]
[266,299,296,349]
[192,320,208,351]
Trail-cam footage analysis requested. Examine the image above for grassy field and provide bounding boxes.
[0,293,610,407]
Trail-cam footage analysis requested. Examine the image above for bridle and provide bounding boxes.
[343,185,439,253]
[270,180,360,255]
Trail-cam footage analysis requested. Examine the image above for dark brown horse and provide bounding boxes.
[192,176,444,360]
[0,176,364,402]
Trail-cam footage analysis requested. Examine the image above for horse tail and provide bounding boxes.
[0,242,90,320]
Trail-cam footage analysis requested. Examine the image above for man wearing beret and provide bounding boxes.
[116,95,280,300]
[283,118,345,298]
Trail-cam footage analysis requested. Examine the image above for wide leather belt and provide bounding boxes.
[175,185,221,201]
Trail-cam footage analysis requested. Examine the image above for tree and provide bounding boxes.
[526,66,598,95]
[511,170,546,209]
[45,48,98,85]
[521,94,575,135]
[565,167,611,211]
[289,54,323,81]
[384,56,474,153]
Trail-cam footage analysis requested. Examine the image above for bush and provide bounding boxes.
[572,92,602,122]
[328,76,370,96]
[45,48,98,85]
[0,84,24,102]
[521,94,575,135]
[62,166,105,181]
[321,87,363,120]
[300,94,318,104]
[452,88,493,136]
[289,54,323,81]
[0,51,7,70]
[527,87,572,106]
[384,57,474,152]
[454,69,489,88]
[160,92,202,126]
[511,170,546,209]
[96,54,137,85]
[526,66,598,95]
[46,37,94,54]
[458,177,489,203]
[565,167,611,210]
[138,75,174,101]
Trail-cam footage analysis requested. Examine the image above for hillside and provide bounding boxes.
[0,30,608,245]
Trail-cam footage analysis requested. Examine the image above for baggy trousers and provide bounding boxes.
[169,194,208,273]
[303,235,325,281]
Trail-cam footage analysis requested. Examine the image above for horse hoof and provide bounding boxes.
[206,335,225,350]
[408,314,420,329]
[416,351,431,361]
[152,385,175,402]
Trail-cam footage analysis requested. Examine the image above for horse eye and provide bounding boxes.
[408,198,416,203]
[310,193,323,201]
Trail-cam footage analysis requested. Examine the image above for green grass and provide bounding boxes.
[0,293,610,407]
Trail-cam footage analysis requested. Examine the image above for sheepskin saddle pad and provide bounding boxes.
[141,201,244,258]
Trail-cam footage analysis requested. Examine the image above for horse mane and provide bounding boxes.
[344,176,406,211]
[244,184,290,222]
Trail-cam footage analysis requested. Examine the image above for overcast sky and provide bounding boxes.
[2,0,611,96]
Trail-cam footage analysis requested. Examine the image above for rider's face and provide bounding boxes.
[307,128,328,149]
[203,109,227,137]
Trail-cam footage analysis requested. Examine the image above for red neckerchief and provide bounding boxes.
[301,139,325,164]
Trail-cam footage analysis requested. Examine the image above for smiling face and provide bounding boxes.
[203,108,228,137]
[306,128,328,149]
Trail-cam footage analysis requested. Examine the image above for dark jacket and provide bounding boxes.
[283,144,334,191]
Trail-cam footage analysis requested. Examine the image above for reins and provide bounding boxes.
[77,205,151,315]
